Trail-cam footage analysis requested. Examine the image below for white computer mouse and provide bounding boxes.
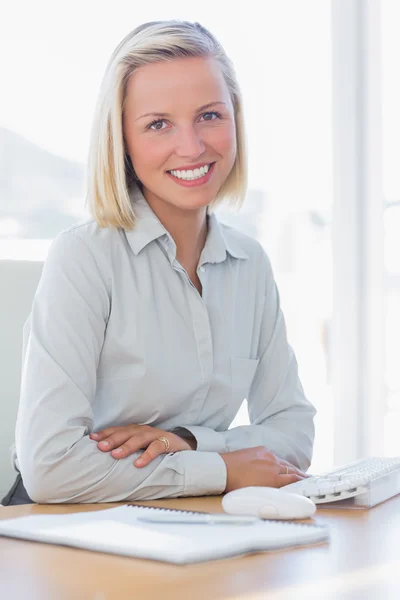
[222,486,316,520]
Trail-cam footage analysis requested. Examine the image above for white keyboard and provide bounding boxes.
[284,457,400,508]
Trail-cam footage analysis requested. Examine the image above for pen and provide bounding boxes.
[137,513,259,525]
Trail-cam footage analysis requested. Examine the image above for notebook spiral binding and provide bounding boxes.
[127,504,327,529]
[127,504,207,515]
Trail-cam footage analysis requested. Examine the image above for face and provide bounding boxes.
[123,56,237,213]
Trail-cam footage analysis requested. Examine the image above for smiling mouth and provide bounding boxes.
[166,162,215,174]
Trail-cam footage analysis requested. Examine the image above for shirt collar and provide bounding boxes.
[200,213,248,264]
[125,184,248,264]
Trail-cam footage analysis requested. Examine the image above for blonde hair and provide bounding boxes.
[86,20,248,229]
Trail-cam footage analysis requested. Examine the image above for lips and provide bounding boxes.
[166,161,216,187]
[166,162,215,174]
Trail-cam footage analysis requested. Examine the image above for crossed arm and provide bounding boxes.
[15,232,315,504]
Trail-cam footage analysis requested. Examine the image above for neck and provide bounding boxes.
[143,192,208,267]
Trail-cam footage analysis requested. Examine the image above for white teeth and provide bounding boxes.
[169,163,211,180]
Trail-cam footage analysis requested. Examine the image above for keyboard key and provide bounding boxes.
[333,480,357,492]
[315,482,336,495]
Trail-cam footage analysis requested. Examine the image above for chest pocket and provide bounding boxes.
[231,357,260,405]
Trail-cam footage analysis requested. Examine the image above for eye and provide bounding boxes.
[146,110,222,131]
[147,119,167,131]
[200,111,222,122]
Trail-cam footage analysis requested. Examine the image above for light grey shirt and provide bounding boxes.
[14,185,316,503]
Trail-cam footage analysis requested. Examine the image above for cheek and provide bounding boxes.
[130,138,170,169]
[209,124,236,157]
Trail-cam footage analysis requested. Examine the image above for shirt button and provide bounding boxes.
[199,266,205,273]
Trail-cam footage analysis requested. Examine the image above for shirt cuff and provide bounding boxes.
[174,426,227,453]
[179,450,227,496]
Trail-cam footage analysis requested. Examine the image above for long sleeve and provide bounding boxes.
[172,259,316,472]
[15,231,226,503]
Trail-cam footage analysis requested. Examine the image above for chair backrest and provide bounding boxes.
[0,260,43,500]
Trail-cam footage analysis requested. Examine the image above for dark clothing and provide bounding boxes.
[1,473,34,506]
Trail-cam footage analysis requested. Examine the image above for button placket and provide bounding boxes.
[173,259,213,381]
[182,268,213,411]
[174,260,208,301]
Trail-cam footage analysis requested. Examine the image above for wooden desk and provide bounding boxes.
[1,495,400,600]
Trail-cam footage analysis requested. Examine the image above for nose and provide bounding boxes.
[174,125,206,158]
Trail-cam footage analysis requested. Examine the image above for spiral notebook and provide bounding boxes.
[0,504,329,564]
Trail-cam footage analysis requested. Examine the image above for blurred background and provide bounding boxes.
[0,0,398,484]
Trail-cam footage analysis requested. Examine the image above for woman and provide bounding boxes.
[2,20,315,506]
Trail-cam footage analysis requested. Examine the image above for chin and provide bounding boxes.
[170,195,213,212]
[146,182,218,211]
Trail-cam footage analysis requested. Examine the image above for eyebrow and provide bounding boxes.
[135,101,227,121]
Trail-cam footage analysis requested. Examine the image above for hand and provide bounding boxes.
[219,446,309,493]
[89,424,194,468]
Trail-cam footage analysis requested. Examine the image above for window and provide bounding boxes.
[382,0,400,456]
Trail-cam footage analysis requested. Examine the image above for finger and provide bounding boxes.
[260,449,307,478]
[89,427,119,442]
[279,458,309,476]
[278,460,308,478]
[134,439,170,468]
[96,431,140,452]
[110,435,153,458]
[90,424,142,443]
[280,469,308,479]
[111,428,169,458]
[276,474,304,488]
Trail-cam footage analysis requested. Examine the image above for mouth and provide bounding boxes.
[166,162,216,187]
[166,162,215,177]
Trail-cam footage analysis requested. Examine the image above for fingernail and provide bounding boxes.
[91,433,99,438]
[135,458,144,466]
[113,448,123,454]
[99,441,110,447]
